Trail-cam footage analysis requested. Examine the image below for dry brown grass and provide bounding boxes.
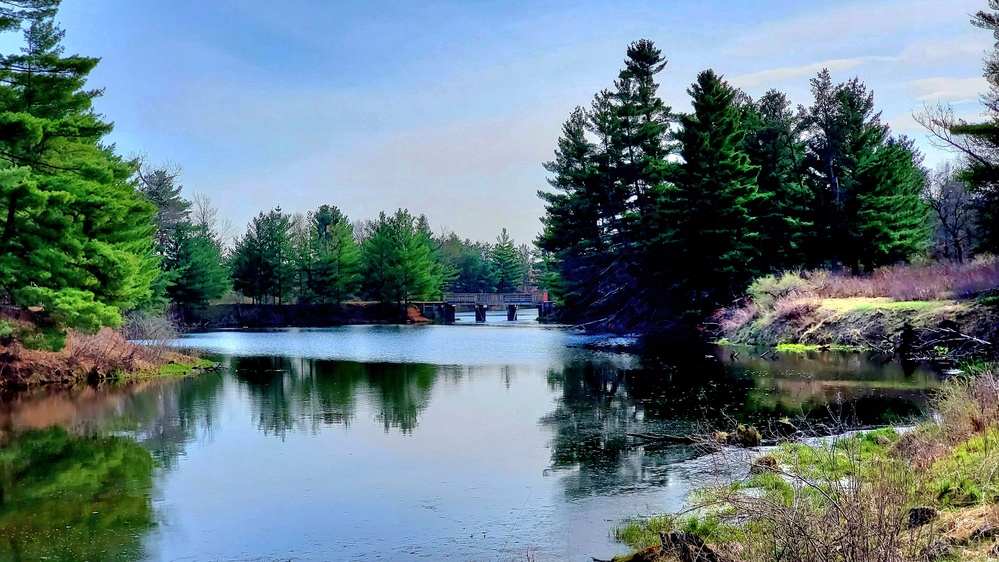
[0,312,196,387]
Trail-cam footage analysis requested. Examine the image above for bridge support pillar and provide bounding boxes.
[443,304,456,325]
[475,305,488,323]
[506,305,517,321]
[538,302,554,320]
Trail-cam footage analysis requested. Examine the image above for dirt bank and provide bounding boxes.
[0,308,208,388]
[714,297,996,353]
[711,264,999,356]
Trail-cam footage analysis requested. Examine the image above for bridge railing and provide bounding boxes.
[443,293,542,305]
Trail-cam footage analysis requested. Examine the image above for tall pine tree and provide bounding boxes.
[740,89,814,271]
[0,5,158,333]
[657,69,762,320]
[805,71,928,271]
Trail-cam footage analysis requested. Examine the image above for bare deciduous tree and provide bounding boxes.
[924,161,979,263]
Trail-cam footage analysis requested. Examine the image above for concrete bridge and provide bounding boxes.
[433,292,554,323]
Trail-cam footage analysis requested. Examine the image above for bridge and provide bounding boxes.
[438,292,554,323]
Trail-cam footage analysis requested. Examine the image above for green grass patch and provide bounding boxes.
[775,342,864,353]
[773,428,900,480]
[116,358,214,382]
[613,512,742,551]
[819,297,948,313]
[614,514,675,550]
[928,428,999,506]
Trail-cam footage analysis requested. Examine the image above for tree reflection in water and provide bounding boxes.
[230,356,437,436]
[0,427,154,561]
[541,351,935,499]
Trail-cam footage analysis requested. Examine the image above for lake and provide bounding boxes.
[0,315,941,561]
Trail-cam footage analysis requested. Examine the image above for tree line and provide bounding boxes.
[537,31,999,331]
[224,206,534,307]
[0,0,535,344]
[136,163,538,310]
[3,0,998,342]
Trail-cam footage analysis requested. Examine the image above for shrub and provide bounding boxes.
[748,272,808,310]
[772,296,821,323]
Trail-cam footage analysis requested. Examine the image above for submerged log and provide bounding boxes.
[625,432,698,445]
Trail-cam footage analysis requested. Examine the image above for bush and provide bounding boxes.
[748,272,808,310]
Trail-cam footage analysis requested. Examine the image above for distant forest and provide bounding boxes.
[1,0,997,338]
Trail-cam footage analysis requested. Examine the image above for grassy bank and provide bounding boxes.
[0,310,210,388]
[611,365,999,561]
[712,260,999,355]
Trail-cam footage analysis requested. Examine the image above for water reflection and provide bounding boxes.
[0,427,154,561]
[229,357,438,435]
[540,351,937,500]
[0,332,946,561]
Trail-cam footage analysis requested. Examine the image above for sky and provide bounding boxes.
[42,0,996,245]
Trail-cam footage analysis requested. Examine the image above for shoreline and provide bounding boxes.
[609,364,999,562]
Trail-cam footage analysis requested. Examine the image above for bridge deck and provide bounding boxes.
[442,292,543,306]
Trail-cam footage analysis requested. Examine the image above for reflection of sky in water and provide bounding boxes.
[174,322,609,367]
[0,327,942,561]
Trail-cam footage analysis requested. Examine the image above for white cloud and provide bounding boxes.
[908,76,989,102]
[730,57,893,89]
[897,33,992,66]
[727,0,982,60]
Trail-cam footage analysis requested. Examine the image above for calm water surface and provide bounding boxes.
[0,315,942,561]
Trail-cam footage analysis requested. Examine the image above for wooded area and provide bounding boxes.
[0,0,997,344]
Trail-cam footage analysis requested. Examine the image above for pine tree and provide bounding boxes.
[231,208,293,304]
[361,209,442,307]
[537,106,606,315]
[309,205,361,304]
[162,223,230,309]
[740,89,814,271]
[855,136,929,268]
[0,8,158,333]
[537,40,675,328]
[438,233,496,293]
[490,228,524,293]
[805,71,929,270]
[948,2,999,254]
[658,69,762,319]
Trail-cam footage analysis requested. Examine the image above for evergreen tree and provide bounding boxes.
[231,208,293,304]
[0,7,158,333]
[740,89,814,271]
[658,69,762,319]
[804,71,928,270]
[309,205,361,304]
[537,106,606,316]
[855,136,929,268]
[490,228,525,293]
[162,223,230,309]
[438,233,496,293]
[538,40,675,328]
[612,39,673,218]
[947,2,999,253]
[361,209,442,306]
[137,165,189,248]
[135,164,189,312]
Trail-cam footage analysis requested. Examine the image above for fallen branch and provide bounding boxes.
[626,432,698,444]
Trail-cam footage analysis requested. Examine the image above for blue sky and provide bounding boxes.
[50,0,993,245]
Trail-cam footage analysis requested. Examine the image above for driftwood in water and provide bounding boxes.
[626,432,698,445]
[896,322,993,361]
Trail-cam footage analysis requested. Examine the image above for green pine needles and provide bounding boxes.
[537,41,932,332]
